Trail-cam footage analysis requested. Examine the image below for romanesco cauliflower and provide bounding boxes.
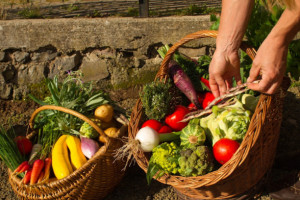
[149,142,181,175]
[79,121,99,138]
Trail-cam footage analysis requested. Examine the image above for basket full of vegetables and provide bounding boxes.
[124,30,290,199]
[4,72,128,200]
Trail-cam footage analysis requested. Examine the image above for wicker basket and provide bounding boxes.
[128,30,290,199]
[8,105,127,200]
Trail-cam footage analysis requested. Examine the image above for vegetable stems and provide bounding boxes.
[0,126,24,172]
[158,132,180,142]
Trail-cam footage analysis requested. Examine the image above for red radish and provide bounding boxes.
[168,60,201,109]
[165,105,190,131]
[18,162,31,174]
[14,136,32,155]
[158,125,173,133]
[30,159,45,185]
[23,169,32,184]
[13,161,28,174]
[141,119,163,132]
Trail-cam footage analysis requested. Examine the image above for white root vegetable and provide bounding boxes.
[135,127,160,152]
[114,127,160,169]
[29,143,43,164]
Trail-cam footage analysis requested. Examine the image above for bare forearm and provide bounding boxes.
[216,0,254,52]
[267,1,300,48]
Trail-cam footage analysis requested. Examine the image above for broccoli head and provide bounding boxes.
[178,146,214,177]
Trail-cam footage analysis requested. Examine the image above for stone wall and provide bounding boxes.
[0,16,214,110]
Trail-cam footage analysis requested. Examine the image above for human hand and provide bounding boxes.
[209,49,242,98]
[247,36,288,94]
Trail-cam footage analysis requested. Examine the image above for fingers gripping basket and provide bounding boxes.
[128,30,290,199]
[8,105,126,200]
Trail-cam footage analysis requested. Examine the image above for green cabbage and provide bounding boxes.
[200,100,252,145]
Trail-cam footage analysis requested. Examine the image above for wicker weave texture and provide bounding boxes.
[128,30,289,199]
[8,105,126,200]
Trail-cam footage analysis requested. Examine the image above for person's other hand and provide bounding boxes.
[209,49,242,98]
[247,36,288,94]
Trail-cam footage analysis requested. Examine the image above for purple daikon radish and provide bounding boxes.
[168,60,201,109]
[80,136,100,159]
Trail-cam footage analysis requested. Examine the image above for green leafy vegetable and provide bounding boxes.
[200,100,252,145]
[28,71,111,157]
[140,80,172,121]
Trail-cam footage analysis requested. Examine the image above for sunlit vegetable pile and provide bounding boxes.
[117,45,260,184]
[0,71,128,184]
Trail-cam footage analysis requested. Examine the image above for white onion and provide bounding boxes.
[135,127,159,152]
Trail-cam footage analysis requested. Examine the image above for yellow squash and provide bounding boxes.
[66,135,87,169]
[52,135,73,179]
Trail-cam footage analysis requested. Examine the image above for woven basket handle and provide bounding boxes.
[155,30,256,80]
[29,105,108,142]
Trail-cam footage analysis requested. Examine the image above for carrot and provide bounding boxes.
[13,161,28,174]
[23,168,32,184]
[37,170,45,183]
[30,159,44,185]
[38,157,52,183]
[43,158,52,181]
[169,60,201,109]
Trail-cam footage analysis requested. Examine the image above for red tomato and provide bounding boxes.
[188,93,205,111]
[188,102,197,111]
[141,119,162,132]
[158,125,173,133]
[14,136,33,155]
[213,138,240,165]
[202,92,216,109]
[165,105,190,131]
